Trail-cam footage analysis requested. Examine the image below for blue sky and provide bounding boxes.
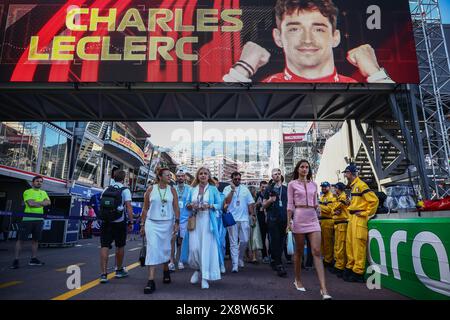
[441,0,450,23]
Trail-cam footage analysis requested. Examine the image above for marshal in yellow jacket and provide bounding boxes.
[319,192,336,219]
[348,177,378,217]
[331,192,350,221]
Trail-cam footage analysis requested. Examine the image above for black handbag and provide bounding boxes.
[139,237,146,267]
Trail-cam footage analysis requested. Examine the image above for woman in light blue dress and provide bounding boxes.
[181,167,224,289]
[212,177,226,273]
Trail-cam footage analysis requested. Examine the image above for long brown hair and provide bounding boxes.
[293,159,313,181]
[191,167,215,187]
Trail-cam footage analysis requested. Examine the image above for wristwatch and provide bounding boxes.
[175,219,180,224]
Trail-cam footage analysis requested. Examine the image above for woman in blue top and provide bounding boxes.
[212,177,226,273]
[181,167,224,289]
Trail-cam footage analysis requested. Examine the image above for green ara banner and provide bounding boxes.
[368,218,450,300]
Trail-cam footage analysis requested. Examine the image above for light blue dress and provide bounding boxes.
[180,185,224,280]
[175,184,191,238]
[217,193,227,261]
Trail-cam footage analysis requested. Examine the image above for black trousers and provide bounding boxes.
[257,211,268,258]
[267,219,287,266]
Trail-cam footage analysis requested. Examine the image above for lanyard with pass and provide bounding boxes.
[235,186,241,207]
[177,184,185,208]
[278,186,283,207]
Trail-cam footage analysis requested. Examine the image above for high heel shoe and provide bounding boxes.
[320,289,332,300]
[293,281,306,292]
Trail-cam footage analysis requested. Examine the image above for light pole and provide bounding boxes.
[145,148,159,188]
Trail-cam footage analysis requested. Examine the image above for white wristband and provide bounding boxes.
[223,67,252,83]
[367,68,394,83]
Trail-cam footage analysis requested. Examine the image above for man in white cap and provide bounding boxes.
[169,169,191,271]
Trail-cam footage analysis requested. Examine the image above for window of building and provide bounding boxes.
[0,122,43,173]
[112,123,138,145]
[39,126,71,180]
[73,137,103,186]
[86,122,108,139]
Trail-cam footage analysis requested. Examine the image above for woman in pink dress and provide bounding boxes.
[287,160,332,300]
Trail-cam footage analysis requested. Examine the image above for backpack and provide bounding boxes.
[99,185,127,222]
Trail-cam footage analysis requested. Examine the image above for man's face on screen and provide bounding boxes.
[274,9,340,72]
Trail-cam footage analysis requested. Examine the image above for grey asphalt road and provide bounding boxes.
[0,237,408,300]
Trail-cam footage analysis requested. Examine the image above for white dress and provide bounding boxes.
[188,186,221,281]
[145,185,174,266]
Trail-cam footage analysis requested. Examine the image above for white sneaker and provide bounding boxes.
[232,265,238,273]
[238,259,244,268]
[178,262,185,270]
[201,278,209,289]
[190,271,200,284]
[168,262,176,271]
[220,265,226,274]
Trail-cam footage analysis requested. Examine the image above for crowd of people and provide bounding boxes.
[106,160,377,298]
[10,159,379,300]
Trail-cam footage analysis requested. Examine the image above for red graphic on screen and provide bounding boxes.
[0,0,419,83]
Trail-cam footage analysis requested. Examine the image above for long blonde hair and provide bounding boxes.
[191,166,215,187]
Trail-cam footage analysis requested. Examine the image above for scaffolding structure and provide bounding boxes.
[410,0,450,198]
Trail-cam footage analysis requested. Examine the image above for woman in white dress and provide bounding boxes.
[140,168,180,294]
[183,167,224,289]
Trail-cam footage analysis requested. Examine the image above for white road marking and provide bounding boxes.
[128,247,141,252]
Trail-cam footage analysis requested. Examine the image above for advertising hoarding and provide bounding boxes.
[111,130,145,161]
[368,218,450,300]
[283,133,305,143]
[0,0,418,83]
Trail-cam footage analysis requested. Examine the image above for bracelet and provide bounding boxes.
[237,60,256,76]
[233,61,253,78]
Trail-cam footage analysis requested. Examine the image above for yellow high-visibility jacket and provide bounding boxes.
[348,177,379,217]
[331,192,350,222]
[319,192,336,218]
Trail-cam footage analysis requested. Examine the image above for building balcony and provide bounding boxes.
[103,131,145,168]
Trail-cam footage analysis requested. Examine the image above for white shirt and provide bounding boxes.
[223,185,255,222]
[191,185,210,214]
[102,182,132,223]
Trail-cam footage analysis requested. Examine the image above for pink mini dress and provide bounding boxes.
[287,180,321,234]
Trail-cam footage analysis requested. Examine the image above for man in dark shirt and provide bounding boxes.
[255,181,269,263]
[263,169,288,277]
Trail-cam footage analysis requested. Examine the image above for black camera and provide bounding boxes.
[269,183,278,198]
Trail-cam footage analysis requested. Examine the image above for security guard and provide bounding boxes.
[319,181,336,270]
[330,182,349,278]
[342,164,379,282]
